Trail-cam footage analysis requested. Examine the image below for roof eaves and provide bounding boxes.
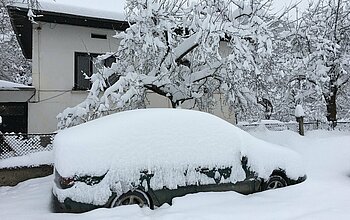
[6,5,129,59]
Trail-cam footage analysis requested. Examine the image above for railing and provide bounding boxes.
[0,133,55,160]
[237,122,298,132]
[238,121,350,133]
[304,121,350,131]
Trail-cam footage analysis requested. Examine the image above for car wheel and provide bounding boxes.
[110,189,150,208]
[263,175,287,190]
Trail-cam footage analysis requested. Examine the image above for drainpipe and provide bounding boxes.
[31,24,42,103]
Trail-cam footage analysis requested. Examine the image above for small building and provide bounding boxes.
[0,80,35,133]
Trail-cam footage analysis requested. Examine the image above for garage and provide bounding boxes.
[0,80,35,133]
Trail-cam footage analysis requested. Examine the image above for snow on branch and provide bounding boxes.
[57,0,275,129]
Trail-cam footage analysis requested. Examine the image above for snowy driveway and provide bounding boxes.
[1,130,350,220]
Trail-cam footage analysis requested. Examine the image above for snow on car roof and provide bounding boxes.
[54,109,304,181]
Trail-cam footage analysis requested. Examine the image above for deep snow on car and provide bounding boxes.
[52,109,306,213]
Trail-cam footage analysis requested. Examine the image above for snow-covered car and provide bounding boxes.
[52,109,306,213]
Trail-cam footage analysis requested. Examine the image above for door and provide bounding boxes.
[0,102,28,133]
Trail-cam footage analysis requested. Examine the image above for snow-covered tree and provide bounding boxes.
[337,85,350,120]
[242,12,306,122]
[0,0,32,84]
[58,0,275,129]
[256,0,350,123]
[271,22,327,122]
[251,17,292,121]
[289,0,350,125]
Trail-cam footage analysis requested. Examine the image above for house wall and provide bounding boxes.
[29,22,235,133]
[29,22,122,133]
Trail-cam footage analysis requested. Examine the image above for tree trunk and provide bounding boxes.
[324,83,338,128]
[171,100,177,108]
[257,98,273,120]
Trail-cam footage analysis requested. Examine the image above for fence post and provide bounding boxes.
[296,116,305,136]
[295,104,305,136]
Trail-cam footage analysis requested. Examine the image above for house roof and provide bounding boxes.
[37,0,126,21]
[7,1,129,59]
[0,80,34,90]
[0,80,35,102]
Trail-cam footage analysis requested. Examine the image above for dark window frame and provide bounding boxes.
[91,33,107,39]
[74,52,116,91]
[74,52,99,90]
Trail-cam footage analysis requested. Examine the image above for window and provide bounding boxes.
[74,52,116,90]
[91,33,107,39]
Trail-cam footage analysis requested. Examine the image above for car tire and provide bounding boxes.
[110,189,151,208]
[263,175,288,191]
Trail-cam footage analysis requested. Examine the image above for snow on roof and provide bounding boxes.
[0,80,33,90]
[11,0,127,21]
[11,0,309,22]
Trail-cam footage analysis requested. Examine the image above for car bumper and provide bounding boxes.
[51,193,102,213]
[290,175,307,185]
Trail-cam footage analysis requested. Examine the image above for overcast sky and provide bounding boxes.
[273,0,310,10]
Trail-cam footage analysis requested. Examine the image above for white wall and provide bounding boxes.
[29,22,235,133]
[29,22,120,133]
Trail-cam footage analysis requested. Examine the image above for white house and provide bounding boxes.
[7,1,235,133]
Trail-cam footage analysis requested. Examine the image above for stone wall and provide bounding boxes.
[0,165,53,186]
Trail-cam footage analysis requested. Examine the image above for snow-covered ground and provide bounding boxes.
[1,129,350,220]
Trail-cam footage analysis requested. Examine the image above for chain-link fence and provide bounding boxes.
[238,121,350,133]
[0,133,55,160]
